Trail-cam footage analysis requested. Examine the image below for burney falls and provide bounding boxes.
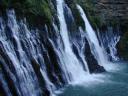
[0,0,128,96]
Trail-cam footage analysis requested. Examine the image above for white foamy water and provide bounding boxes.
[56,0,89,83]
[77,5,111,70]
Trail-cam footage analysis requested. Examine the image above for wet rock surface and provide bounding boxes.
[84,39,106,73]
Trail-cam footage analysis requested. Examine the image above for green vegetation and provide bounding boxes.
[65,0,102,29]
[117,26,128,60]
[65,0,121,29]
[0,0,114,29]
[75,0,104,29]
[0,0,52,27]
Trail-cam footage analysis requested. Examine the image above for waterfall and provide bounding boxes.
[0,1,121,96]
[0,10,56,96]
[56,0,89,83]
[77,5,109,68]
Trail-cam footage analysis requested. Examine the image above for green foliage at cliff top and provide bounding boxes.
[65,0,102,29]
[0,0,52,27]
[76,0,103,28]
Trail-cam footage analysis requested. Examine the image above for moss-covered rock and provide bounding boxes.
[117,25,128,60]
[65,0,102,29]
[0,0,53,28]
[65,0,85,29]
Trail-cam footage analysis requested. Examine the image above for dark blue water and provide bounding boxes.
[56,62,128,96]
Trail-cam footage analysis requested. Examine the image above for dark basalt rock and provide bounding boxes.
[31,58,50,96]
[84,38,106,73]
[117,25,128,60]
[72,43,87,71]
[46,40,66,86]
[0,71,10,96]
[0,58,20,96]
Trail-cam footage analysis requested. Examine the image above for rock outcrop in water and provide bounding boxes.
[84,38,105,73]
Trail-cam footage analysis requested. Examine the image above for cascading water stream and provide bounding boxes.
[0,10,41,96]
[0,10,56,96]
[77,5,109,69]
[97,27,120,61]
[56,0,89,83]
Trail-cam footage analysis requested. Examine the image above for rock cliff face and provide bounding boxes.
[91,0,128,59]
[93,0,128,26]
